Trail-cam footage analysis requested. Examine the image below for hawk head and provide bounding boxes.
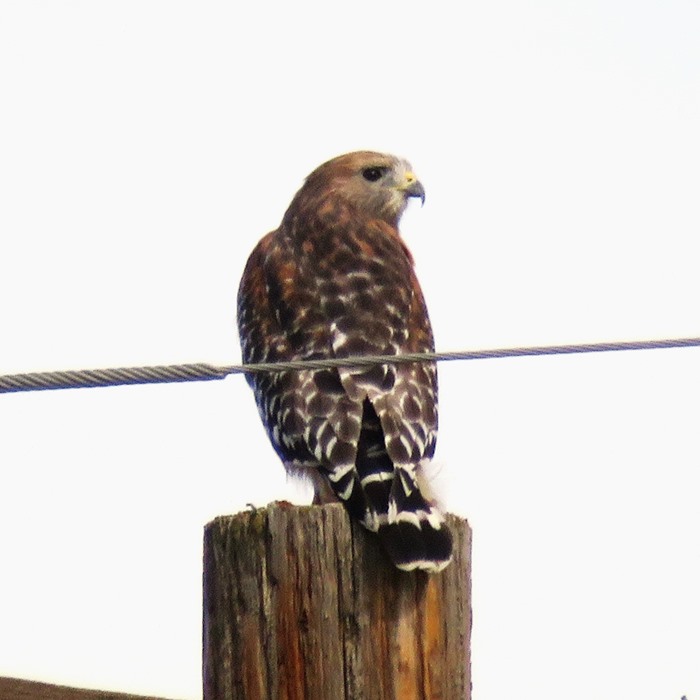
[291,151,425,226]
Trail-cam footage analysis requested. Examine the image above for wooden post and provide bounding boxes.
[203,502,471,700]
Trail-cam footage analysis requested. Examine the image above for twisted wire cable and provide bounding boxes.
[1,336,699,394]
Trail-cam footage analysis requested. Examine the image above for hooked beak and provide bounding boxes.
[399,172,426,206]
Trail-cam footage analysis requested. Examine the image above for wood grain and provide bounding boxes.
[203,502,471,700]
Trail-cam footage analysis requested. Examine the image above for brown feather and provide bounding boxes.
[237,151,452,572]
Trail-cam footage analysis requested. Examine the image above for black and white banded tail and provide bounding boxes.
[324,399,453,573]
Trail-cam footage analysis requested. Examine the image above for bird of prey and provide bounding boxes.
[237,151,452,572]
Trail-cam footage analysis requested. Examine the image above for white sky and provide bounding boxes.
[1,1,699,698]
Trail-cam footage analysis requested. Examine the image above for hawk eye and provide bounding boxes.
[362,167,385,182]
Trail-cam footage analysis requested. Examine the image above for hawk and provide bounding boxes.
[237,151,452,572]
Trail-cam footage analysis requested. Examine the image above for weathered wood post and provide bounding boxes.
[203,502,471,700]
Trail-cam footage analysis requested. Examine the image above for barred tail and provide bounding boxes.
[324,399,453,573]
[377,466,453,573]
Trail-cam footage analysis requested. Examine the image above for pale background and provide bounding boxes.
[1,2,699,699]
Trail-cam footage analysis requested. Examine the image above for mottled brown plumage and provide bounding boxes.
[237,151,452,572]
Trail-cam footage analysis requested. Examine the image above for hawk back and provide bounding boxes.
[237,151,453,572]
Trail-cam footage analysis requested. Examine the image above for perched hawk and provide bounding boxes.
[237,151,452,572]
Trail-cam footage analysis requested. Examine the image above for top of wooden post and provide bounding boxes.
[203,502,471,700]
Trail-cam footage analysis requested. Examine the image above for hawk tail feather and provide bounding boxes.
[377,466,453,573]
[325,463,453,573]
